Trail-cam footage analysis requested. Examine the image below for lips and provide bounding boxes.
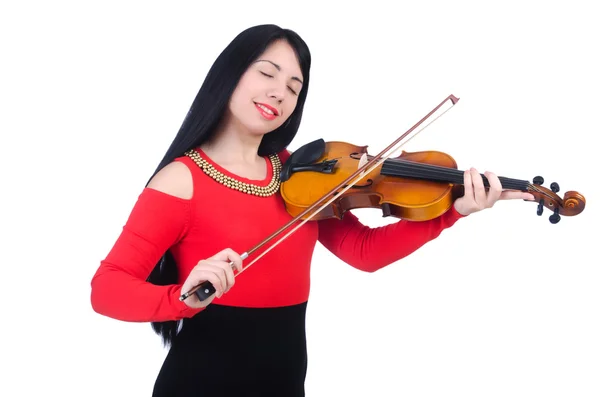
[254,102,279,116]
[253,102,279,122]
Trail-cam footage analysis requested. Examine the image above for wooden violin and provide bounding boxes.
[279,139,586,224]
[180,94,586,303]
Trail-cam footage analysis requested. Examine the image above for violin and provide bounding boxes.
[279,139,586,224]
[180,94,586,302]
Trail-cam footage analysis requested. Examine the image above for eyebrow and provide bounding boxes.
[255,59,303,84]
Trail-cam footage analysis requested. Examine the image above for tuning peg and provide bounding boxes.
[550,182,560,193]
[537,199,544,216]
[549,207,561,224]
[533,176,544,185]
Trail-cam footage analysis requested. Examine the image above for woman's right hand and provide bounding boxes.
[180,248,244,309]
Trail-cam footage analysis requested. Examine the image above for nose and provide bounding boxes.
[267,83,285,103]
[267,90,284,103]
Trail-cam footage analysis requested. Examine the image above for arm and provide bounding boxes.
[90,161,203,322]
[317,206,465,272]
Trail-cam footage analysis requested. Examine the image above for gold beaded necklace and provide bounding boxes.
[185,149,282,197]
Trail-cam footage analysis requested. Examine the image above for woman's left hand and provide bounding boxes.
[454,168,535,216]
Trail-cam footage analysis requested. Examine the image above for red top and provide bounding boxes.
[90,148,465,322]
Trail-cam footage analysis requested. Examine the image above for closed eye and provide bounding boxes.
[260,71,298,96]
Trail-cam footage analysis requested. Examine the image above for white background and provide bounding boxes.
[1,1,598,396]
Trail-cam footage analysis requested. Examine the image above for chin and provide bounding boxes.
[245,122,283,136]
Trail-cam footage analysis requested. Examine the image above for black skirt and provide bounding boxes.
[152,302,308,397]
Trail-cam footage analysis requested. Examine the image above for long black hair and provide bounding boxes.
[145,24,311,347]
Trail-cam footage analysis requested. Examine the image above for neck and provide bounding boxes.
[200,115,263,164]
[380,157,531,191]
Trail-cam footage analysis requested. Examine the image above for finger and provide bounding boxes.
[204,261,230,293]
[213,248,244,272]
[197,261,228,296]
[192,268,226,297]
[471,168,486,206]
[462,169,473,201]
[500,190,535,201]
[212,260,236,292]
[484,171,502,206]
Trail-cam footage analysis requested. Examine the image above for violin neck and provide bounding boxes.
[380,158,530,191]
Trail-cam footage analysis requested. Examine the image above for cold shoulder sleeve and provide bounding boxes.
[90,187,203,322]
[317,206,465,272]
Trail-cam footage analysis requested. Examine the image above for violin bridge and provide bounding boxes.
[358,153,368,168]
[358,153,368,177]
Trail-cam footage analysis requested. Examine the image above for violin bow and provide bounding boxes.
[180,94,460,301]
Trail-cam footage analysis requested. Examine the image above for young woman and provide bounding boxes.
[90,24,534,396]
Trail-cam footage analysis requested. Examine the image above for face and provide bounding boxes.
[227,39,304,136]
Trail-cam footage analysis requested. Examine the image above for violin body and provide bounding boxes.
[279,139,586,224]
[280,141,464,221]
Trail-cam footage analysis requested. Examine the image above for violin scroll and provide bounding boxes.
[527,175,586,224]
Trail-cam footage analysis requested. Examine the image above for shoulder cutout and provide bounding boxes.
[146,161,194,200]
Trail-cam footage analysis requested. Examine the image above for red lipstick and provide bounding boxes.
[255,102,278,120]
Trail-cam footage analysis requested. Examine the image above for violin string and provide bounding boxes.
[383,160,530,190]
[382,163,517,189]
[527,183,556,201]
[383,160,526,189]
[383,162,562,208]
[384,162,464,184]
[233,102,459,278]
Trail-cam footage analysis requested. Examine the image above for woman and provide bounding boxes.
[90,24,533,396]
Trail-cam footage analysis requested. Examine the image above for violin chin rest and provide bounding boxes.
[280,138,325,182]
